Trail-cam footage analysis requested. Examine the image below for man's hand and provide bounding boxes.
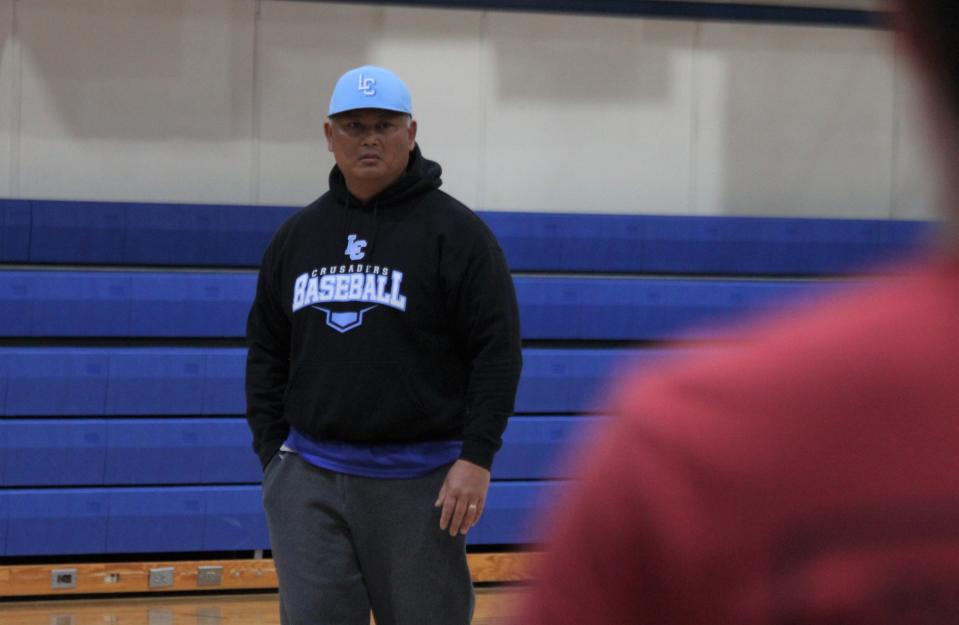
[435,459,491,537]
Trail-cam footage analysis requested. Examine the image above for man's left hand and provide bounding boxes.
[435,459,491,537]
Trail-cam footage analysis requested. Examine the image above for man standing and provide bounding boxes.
[246,65,522,625]
[519,2,959,624]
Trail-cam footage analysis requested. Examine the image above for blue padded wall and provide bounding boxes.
[6,489,110,556]
[467,482,566,546]
[0,482,559,554]
[122,203,295,267]
[25,201,297,267]
[0,354,7,420]
[198,421,264,484]
[103,419,261,485]
[515,276,833,340]
[481,211,931,275]
[30,201,127,265]
[0,347,668,417]
[107,488,208,553]
[0,270,838,340]
[0,272,31,336]
[3,349,111,416]
[10,200,931,275]
[0,271,255,338]
[106,420,206,485]
[0,200,936,559]
[636,215,927,275]
[0,416,593,487]
[32,272,132,336]
[0,419,263,487]
[204,487,271,551]
[517,348,673,414]
[106,350,207,415]
[1,199,30,262]
[0,349,241,416]
[0,491,7,555]
[129,273,253,336]
[202,352,246,415]
[496,416,602,479]
[0,420,107,486]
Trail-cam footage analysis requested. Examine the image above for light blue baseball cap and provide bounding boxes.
[328,65,413,117]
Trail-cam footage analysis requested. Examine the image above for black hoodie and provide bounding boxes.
[245,146,522,471]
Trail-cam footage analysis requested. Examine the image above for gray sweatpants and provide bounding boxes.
[261,451,475,625]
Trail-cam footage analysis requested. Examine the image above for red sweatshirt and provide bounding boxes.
[520,255,959,625]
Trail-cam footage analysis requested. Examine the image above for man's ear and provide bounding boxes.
[407,119,418,151]
[324,121,334,152]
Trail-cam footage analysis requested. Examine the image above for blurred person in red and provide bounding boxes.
[518,2,959,624]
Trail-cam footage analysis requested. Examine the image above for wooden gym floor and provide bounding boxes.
[0,587,528,625]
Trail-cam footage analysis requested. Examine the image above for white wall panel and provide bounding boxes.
[256,3,484,209]
[373,7,484,209]
[481,13,696,214]
[695,22,895,218]
[0,0,15,197]
[16,0,255,203]
[256,2,379,207]
[4,0,916,222]
[891,52,939,221]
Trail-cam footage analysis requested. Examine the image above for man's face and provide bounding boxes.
[325,109,417,199]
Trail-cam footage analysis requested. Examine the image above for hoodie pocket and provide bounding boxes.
[284,361,427,437]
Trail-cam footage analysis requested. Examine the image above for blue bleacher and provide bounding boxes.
[0,198,935,558]
[202,351,246,415]
[516,276,834,340]
[466,482,567,546]
[0,199,31,263]
[26,201,296,267]
[121,203,296,267]
[495,416,604,480]
[106,487,208,553]
[0,490,7,555]
[0,416,594,487]
[0,482,559,554]
[103,419,263,485]
[480,211,928,275]
[0,270,836,340]
[203,487,271,551]
[0,347,654,417]
[31,201,127,265]
[0,420,108,486]
[3,349,111,416]
[4,489,110,556]
[0,272,31,335]
[8,199,930,274]
[106,350,207,415]
[197,421,266,484]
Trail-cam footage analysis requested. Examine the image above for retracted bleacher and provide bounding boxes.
[0,198,931,596]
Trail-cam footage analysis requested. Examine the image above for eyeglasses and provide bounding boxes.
[332,118,407,139]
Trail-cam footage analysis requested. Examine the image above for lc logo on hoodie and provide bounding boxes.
[290,234,408,333]
[345,234,367,260]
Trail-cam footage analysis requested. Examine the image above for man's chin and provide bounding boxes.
[350,167,389,180]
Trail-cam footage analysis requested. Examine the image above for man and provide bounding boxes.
[246,65,522,625]
[519,2,959,624]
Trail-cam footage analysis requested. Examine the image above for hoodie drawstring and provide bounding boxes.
[340,193,379,265]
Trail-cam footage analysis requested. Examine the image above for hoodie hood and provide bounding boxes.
[328,144,443,208]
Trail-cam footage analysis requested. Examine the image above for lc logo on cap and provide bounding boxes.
[358,74,376,96]
[329,65,413,116]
